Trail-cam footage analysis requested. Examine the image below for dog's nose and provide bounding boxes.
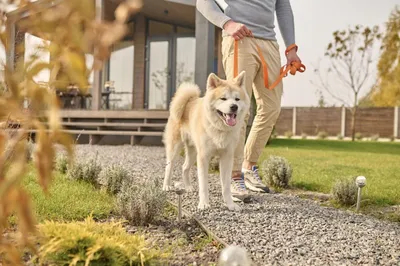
[230,104,238,112]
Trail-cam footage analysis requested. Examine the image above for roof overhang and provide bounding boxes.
[164,0,195,6]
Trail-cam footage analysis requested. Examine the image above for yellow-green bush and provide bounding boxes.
[34,216,169,265]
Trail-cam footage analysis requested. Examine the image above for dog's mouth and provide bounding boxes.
[217,110,237,126]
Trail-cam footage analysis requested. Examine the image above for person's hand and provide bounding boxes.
[286,49,301,66]
[223,20,253,40]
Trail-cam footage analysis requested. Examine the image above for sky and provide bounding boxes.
[1,0,398,107]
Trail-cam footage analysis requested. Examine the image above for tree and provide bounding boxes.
[311,25,381,141]
[370,6,400,106]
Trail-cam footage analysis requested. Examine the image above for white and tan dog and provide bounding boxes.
[162,71,250,211]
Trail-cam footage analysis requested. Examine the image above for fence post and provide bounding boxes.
[341,106,346,137]
[394,106,399,138]
[292,107,297,136]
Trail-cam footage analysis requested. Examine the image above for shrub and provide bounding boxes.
[83,158,102,186]
[55,154,69,174]
[35,216,168,265]
[337,134,344,140]
[301,133,307,139]
[261,156,293,188]
[370,134,379,141]
[66,162,84,180]
[355,132,363,140]
[332,177,357,206]
[66,158,102,187]
[284,131,293,139]
[389,135,395,142]
[117,177,167,226]
[317,131,328,140]
[98,164,129,195]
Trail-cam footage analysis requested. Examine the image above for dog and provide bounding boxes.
[162,71,250,211]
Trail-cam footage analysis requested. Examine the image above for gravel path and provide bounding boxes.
[73,145,400,266]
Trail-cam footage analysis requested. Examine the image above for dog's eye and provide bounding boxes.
[235,98,240,101]
[220,97,227,101]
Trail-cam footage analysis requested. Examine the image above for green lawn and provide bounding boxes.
[260,139,400,206]
[20,167,115,223]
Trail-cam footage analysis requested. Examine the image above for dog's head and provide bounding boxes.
[204,71,250,128]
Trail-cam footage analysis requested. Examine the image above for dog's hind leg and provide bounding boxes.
[219,150,241,211]
[182,144,196,192]
[163,139,183,191]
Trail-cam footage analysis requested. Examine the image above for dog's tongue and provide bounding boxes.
[225,114,237,126]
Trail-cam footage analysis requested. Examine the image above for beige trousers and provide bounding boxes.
[221,36,283,172]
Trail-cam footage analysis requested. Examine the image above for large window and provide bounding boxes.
[106,22,135,110]
[146,20,195,110]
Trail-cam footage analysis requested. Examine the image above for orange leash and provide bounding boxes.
[233,39,306,90]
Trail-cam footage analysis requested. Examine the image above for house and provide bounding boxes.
[5,0,226,145]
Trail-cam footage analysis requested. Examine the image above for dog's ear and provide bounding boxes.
[207,73,221,90]
[233,71,246,88]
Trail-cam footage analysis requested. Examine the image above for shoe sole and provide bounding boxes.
[231,195,251,203]
[245,180,269,193]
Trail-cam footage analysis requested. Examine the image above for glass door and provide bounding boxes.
[146,38,172,110]
[145,22,196,110]
[175,36,196,88]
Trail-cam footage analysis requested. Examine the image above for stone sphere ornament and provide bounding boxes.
[355,176,366,188]
[218,245,252,266]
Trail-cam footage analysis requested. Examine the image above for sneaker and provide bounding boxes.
[243,166,270,193]
[231,173,251,203]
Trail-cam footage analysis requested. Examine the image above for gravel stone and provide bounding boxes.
[72,145,400,266]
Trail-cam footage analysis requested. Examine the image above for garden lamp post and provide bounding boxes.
[173,182,186,222]
[355,176,366,212]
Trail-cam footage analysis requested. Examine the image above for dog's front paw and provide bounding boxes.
[197,202,210,210]
[227,203,242,212]
[162,185,173,191]
[185,184,194,192]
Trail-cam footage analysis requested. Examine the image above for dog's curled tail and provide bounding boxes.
[169,82,200,121]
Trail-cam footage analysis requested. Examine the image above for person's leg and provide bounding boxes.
[243,39,283,193]
[221,36,258,202]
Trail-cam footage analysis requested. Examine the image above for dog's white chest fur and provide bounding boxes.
[206,127,239,151]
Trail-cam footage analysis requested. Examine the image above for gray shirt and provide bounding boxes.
[196,0,295,47]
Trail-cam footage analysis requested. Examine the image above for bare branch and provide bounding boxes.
[313,70,350,107]
[330,61,353,89]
